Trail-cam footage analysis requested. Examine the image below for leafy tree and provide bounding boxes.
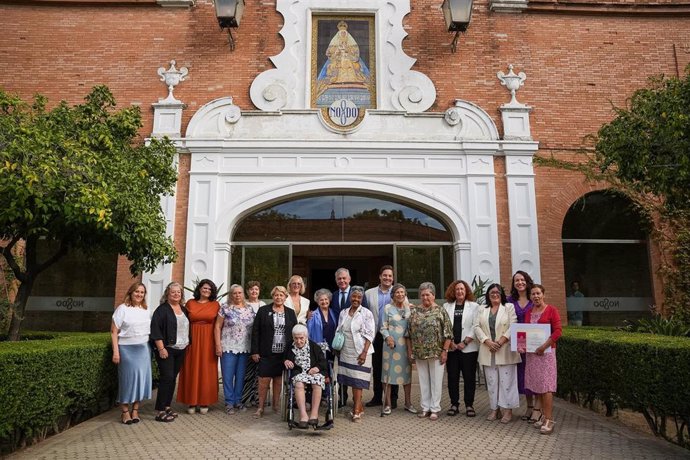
[536,68,690,324]
[0,86,178,340]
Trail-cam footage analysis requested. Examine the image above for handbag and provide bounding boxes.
[332,326,345,351]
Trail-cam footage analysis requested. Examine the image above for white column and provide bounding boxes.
[504,144,541,283]
[465,146,501,286]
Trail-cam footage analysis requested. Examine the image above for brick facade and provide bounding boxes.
[2,0,688,328]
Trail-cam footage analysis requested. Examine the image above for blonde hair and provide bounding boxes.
[271,285,288,297]
[288,275,306,295]
[160,281,186,306]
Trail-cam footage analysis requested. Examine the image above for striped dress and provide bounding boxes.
[337,315,372,389]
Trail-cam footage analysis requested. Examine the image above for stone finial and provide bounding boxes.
[157,60,189,104]
[497,64,527,107]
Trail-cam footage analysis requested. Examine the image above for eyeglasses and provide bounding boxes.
[488,292,501,296]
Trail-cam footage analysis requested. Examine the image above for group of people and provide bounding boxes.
[109,267,561,434]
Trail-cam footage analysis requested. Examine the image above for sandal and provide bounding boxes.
[308,418,318,428]
[155,412,175,422]
[528,408,542,424]
[165,408,179,418]
[446,405,459,416]
[120,410,133,425]
[382,406,392,415]
[466,407,476,417]
[521,406,534,421]
[540,418,555,435]
[253,408,264,418]
[130,409,140,424]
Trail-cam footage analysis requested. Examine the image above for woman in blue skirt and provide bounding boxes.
[111,282,153,424]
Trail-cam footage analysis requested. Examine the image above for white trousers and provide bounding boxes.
[416,358,445,413]
[484,363,519,410]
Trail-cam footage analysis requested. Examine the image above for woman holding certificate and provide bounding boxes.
[473,283,521,423]
[523,284,562,434]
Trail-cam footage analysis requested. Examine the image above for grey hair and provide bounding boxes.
[314,288,332,303]
[161,281,186,306]
[335,267,350,278]
[229,283,243,293]
[391,283,406,296]
[292,324,309,338]
[350,285,365,295]
[419,282,436,296]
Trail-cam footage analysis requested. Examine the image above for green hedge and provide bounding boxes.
[557,327,690,448]
[0,332,117,453]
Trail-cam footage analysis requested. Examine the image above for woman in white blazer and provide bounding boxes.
[443,280,480,417]
[285,275,311,324]
[473,283,521,423]
[335,286,375,422]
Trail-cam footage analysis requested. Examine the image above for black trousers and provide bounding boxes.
[154,346,186,411]
[371,332,399,403]
[446,349,478,408]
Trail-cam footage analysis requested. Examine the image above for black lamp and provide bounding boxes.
[214,0,245,50]
[441,0,474,53]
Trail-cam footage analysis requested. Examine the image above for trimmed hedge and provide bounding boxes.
[0,332,117,453]
[557,327,690,448]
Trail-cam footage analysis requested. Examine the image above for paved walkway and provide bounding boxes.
[10,376,689,460]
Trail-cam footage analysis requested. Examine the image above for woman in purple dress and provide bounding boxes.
[506,270,537,421]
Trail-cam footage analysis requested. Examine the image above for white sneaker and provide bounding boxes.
[186,406,196,415]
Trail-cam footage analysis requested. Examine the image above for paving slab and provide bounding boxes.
[9,376,689,460]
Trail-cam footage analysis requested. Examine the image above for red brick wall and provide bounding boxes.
[2,0,685,313]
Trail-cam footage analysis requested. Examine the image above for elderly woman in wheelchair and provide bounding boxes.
[284,324,327,429]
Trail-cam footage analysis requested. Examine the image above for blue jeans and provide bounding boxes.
[221,352,248,407]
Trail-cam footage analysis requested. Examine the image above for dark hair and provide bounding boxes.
[193,279,218,301]
[444,280,475,303]
[531,284,546,295]
[379,264,393,275]
[510,270,534,302]
[484,283,507,307]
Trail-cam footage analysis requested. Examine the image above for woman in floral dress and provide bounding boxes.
[523,284,562,435]
[283,324,327,428]
[380,283,415,415]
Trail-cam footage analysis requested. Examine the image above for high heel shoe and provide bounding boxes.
[533,414,545,429]
[120,410,133,425]
[130,408,140,424]
[308,418,318,428]
[521,405,534,421]
[540,419,555,434]
[528,408,542,424]
[500,409,513,424]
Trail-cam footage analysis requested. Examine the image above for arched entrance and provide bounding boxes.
[230,193,454,299]
[562,190,653,326]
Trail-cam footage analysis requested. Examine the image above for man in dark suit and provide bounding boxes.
[331,267,368,408]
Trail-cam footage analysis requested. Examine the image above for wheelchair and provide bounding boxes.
[280,355,338,431]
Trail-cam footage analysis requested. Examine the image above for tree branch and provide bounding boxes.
[1,235,26,282]
[33,240,68,276]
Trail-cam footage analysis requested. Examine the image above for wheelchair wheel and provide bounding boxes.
[280,371,289,422]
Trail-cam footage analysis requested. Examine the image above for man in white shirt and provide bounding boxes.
[364,265,398,408]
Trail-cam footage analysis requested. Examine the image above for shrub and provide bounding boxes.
[0,332,117,453]
[557,327,690,449]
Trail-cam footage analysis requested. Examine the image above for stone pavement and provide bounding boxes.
[10,375,689,460]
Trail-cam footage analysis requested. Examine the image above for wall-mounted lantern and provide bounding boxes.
[214,0,245,51]
[441,0,474,53]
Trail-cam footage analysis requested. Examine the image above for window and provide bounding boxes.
[562,191,653,326]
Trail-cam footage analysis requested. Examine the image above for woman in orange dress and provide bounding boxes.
[176,279,220,414]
